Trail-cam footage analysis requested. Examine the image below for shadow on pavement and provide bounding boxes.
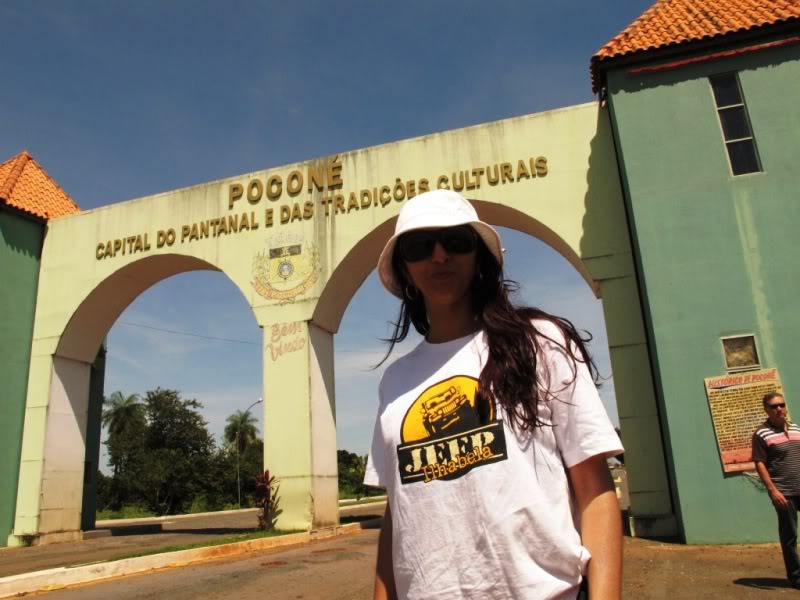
[105,524,163,536]
[340,515,381,527]
[159,527,257,535]
[733,577,793,590]
[105,525,257,537]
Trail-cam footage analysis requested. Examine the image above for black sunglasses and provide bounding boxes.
[768,403,786,409]
[396,226,478,262]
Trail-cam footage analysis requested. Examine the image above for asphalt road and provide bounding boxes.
[0,502,386,578]
[40,529,380,600]
[29,532,800,600]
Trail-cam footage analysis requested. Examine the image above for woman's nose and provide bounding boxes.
[431,241,449,262]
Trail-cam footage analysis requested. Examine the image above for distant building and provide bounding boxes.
[593,0,800,542]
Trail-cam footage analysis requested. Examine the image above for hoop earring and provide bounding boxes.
[404,285,420,300]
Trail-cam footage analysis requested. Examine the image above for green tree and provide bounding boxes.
[139,388,216,515]
[224,409,260,507]
[224,410,259,455]
[337,449,369,499]
[102,391,147,509]
[102,391,144,475]
[241,438,264,503]
[102,391,143,433]
[202,439,263,510]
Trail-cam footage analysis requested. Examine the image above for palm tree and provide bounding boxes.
[101,391,144,482]
[224,405,261,507]
[102,391,143,436]
[224,410,259,456]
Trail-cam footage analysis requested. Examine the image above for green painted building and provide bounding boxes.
[594,2,800,542]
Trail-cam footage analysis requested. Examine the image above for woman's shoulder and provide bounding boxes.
[378,341,426,385]
[528,316,568,346]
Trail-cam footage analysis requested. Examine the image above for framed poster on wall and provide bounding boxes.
[704,368,784,473]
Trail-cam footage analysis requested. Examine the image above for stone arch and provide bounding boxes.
[10,101,676,544]
[12,254,259,544]
[57,254,229,362]
[312,200,599,335]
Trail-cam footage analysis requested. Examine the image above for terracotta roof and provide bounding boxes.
[0,151,80,221]
[591,0,800,92]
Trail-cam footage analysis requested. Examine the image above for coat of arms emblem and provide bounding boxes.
[251,234,321,302]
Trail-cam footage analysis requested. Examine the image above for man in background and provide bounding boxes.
[753,392,800,589]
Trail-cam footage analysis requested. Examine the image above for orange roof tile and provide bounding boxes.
[0,151,80,221]
[591,0,800,92]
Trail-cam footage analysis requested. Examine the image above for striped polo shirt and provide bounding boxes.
[752,421,800,496]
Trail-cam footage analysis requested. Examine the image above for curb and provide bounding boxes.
[95,496,388,527]
[95,508,258,527]
[0,518,382,599]
[338,495,387,507]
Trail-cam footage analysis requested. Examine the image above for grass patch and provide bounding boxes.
[338,488,385,501]
[96,506,156,520]
[105,529,303,562]
[347,496,386,506]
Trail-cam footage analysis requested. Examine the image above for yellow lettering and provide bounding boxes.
[500,162,514,184]
[229,183,243,209]
[334,194,345,215]
[486,165,500,185]
[287,170,303,195]
[291,203,302,222]
[247,179,263,203]
[516,159,530,181]
[307,162,325,192]
[327,155,343,188]
[267,175,282,200]
[535,156,548,177]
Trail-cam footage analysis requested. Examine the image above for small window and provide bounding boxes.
[721,335,760,371]
[709,73,761,176]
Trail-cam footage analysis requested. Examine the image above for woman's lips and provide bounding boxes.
[430,271,455,281]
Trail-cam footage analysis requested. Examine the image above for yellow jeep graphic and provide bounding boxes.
[421,386,470,435]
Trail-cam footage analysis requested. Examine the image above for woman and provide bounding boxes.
[365,189,623,599]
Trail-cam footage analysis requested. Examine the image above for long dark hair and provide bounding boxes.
[380,235,600,432]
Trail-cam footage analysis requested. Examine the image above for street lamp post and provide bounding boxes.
[236,398,263,508]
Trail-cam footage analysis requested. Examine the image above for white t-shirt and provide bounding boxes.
[365,319,623,600]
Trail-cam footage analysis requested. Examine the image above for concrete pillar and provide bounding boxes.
[262,320,338,531]
[10,354,91,546]
[595,252,677,538]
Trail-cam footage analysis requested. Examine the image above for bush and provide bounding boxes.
[96,505,156,520]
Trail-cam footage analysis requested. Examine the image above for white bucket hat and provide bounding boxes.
[377,189,504,298]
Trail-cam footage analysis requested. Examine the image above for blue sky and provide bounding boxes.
[1,1,653,467]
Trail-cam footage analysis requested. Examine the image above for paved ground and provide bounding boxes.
[25,530,800,599]
[0,502,385,578]
[3,497,798,599]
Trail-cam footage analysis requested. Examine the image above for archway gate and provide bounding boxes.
[10,102,675,545]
